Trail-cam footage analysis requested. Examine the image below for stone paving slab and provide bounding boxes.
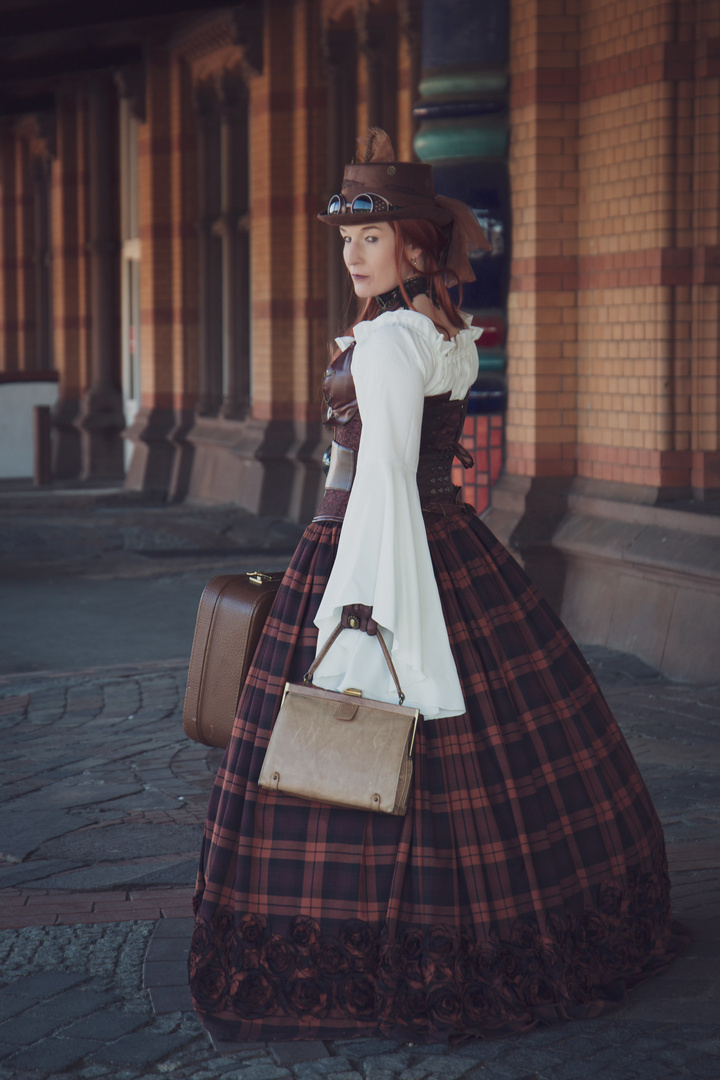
[0,809,100,863]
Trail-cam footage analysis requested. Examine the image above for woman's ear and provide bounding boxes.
[404,244,423,270]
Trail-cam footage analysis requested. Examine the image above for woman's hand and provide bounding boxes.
[341,604,378,635]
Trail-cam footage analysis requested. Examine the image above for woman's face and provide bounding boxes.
[340,222,415,298]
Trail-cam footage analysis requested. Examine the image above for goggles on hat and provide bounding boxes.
[326,192,399,215]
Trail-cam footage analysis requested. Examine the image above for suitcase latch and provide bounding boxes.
[248,571,273,585]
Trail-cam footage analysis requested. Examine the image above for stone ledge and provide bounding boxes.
[484,474,720,682]
[553,514,720,589]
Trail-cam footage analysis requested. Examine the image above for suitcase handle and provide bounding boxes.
[303,621,406,706]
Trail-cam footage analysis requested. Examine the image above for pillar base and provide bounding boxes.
[166,408,197,504]
[183,414,327,523]
[692,451,720,500]
[51,397,82,479]
[123,405,177,500]
[76,384,125,481]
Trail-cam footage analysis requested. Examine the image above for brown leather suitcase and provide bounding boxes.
[183,571,284,748]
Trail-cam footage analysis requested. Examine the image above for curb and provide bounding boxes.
[0,887,195,929]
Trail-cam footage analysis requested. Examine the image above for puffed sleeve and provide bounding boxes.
[311,320,466,721]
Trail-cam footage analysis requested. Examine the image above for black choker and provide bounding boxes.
[375,276,432,312]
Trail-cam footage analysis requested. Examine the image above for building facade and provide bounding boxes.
[0,0,718,679]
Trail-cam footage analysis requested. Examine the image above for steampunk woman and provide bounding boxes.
[190,131,684,1043]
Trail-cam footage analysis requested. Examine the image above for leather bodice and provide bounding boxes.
[321,345,357,427]
[314,342,472,521]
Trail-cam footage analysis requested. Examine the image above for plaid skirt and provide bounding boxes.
[190,508,684,1043]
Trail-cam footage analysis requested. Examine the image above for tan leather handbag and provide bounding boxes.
[258,623,420,815]
[183,571,284,748]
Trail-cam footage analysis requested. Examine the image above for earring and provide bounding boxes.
[411,257,417,266]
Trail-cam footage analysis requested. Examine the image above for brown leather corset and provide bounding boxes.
[314,343,472,522]
[321,343,357,428]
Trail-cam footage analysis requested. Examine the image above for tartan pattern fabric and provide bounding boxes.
[190,510,681,1043]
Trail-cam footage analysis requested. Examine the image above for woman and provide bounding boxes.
[190,131,685,1044]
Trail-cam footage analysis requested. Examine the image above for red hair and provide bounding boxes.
[339,219,465,341]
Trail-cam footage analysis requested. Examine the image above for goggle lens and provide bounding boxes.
[350,194,375,213]
[327,195,344,214]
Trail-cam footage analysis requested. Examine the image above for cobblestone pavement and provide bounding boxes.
[0,652,718,1080]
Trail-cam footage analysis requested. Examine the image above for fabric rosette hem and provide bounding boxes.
[189,865,689,1044]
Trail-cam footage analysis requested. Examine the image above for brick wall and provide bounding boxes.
[507,0,720,497]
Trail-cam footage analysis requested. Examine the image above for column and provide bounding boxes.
[483,0,580,604]
[322,26,356,342]
[194,81,223,417]
[397,0,421,161]
[689,2,720,497]
[0,131,20,372]
[31,152,53,371]
[356,7,398,142]
[124,50,181,497]
[219,72,250,419]
[76,73,125,480]
[166,54,201,503]
[51,84,89,478]
[14,135,35,370]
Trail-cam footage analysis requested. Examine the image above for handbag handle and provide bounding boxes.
[304,622,406,705]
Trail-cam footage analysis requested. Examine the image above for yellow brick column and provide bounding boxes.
[572,1,692,495]
[504,0,579,483]
[485,0,580,585]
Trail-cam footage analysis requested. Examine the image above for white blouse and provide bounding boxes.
[312,308,482,720]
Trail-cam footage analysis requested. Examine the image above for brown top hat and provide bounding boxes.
[317,161,454,227]
[317,129,490,282]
